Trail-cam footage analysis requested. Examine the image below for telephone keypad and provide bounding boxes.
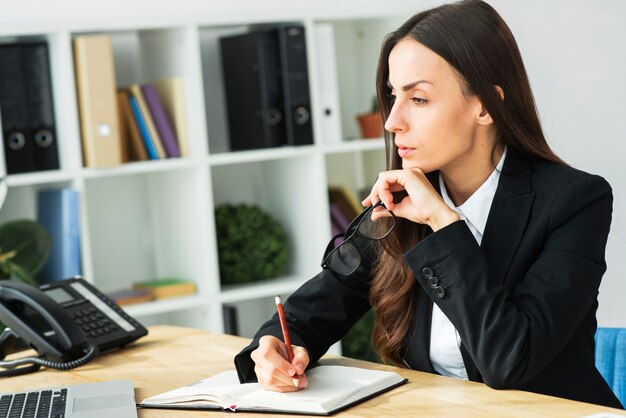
[71,308,119,340]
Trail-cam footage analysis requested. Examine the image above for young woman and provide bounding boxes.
[234,0,622,408]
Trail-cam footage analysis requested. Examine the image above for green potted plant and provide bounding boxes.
[215,203,289,285]
[0,220,51,285]
[0,178,52,339]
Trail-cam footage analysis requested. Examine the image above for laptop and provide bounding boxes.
[0,380,137,418]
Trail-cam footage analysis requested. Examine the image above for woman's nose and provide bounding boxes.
[384,103,407,134]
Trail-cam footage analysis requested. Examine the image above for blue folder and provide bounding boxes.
[37,188,81,282]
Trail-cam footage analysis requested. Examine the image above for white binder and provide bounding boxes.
[314,24,343,144]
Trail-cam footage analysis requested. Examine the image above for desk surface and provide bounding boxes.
[3,325,625,417]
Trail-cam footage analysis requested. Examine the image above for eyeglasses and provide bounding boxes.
[321,200,396,276]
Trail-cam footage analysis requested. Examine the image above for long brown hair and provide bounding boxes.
[370,0,564,365]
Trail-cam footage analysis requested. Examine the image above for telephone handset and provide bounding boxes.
[0,277,148,377]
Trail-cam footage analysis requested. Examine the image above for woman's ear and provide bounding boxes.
[477,103,494,126]
[494,85,505,101]
[477,85,504,125]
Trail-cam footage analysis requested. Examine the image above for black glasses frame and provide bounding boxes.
[321,200,396,275]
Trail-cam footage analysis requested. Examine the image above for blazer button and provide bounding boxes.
[428,276,438,288]
[422,267,433,279]
[434,286,445,299]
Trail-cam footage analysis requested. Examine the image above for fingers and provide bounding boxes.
[250,335,309,392]
[251,336,298,386]
[363,168,450,225]
[365,170,419,210]
[292,345,310,375]
[362,184,396,210]
[254,365,306,393]
[370,203,395,222]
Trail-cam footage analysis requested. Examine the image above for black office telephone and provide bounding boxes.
[0,276,148,377]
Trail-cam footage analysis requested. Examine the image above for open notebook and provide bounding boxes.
[138,365,407,415]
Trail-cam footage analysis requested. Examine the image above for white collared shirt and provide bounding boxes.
[429,149,507,379]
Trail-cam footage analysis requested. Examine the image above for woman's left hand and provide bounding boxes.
[363,168,460,232]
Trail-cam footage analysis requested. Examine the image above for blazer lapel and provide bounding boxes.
[480,149,535,284]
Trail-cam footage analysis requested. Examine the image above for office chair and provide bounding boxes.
[595,327,626,406]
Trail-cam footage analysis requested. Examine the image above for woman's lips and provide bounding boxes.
[397,146,413,158]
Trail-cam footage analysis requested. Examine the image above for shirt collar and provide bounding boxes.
[439,148,507,236]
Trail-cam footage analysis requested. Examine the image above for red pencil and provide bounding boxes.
[275,295,299,387]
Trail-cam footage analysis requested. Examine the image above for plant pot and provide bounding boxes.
[356,112,383,139]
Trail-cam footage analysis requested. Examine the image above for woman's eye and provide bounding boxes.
[411,97,428,105]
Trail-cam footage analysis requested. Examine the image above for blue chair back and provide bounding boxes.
[595,327,626,406]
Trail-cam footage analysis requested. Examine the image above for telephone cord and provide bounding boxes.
[0,344,99,377]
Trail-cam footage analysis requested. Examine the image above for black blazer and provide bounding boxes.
[234,149,623,409]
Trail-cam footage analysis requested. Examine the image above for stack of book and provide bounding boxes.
[107,288,155,306]
[132,278,196,300]
[107,278,197,307]
[117,79,188,162]
[73,34,188,168]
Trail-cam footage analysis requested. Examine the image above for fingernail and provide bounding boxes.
[293,378,300,388]
[287,368,296,376]
[295,363,304,374]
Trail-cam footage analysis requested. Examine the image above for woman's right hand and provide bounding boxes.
[250,335,310,392]
[363,168,460,232]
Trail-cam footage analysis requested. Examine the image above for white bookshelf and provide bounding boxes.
[0,1,416,342]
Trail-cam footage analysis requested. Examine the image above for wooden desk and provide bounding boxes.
[3,325,625,417]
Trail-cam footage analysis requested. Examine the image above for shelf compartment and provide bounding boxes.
[210,155,329,284]
[0,32,82,174]
[83,166,210,296]
[314,17,404,142]
[199,22,313,155]
[71,26,201,165]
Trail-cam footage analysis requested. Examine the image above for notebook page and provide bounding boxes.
[236,365,404,414]
[141,371,256,407]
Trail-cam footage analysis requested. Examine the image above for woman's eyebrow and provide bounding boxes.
[387,79,433,91]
